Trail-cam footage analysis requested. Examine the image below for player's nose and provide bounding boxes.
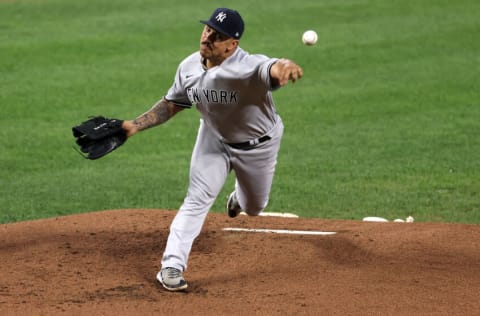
[201,29,210,41]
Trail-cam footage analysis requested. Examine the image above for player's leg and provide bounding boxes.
[161,119,230,272]
[230,118,284,215]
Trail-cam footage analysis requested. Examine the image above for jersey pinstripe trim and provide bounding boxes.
[164,98,193,109]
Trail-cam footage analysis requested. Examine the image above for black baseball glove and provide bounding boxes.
[72,116,127,160]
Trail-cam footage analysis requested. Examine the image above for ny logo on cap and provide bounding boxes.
[215,12,227,23]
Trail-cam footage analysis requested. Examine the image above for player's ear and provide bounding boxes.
[227,39,239,52]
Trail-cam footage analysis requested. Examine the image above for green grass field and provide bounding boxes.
[1,0,479,224]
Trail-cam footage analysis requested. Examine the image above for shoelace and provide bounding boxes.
[166,268,182,278]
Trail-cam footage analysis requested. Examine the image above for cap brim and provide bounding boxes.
[199,20,232,38]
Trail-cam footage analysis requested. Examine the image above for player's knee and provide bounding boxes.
[245,209,262,216]
[243,200,268,216]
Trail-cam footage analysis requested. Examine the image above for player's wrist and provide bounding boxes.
[122,120,139,137]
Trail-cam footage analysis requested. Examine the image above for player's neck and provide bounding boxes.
[204,48,237,69]
[206,57,224,69]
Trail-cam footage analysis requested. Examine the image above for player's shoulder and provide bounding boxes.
[225,48,276,77]
[178,51,201,67]
[234,48,271,65]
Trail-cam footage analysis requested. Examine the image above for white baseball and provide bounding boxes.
[302,30,318,45]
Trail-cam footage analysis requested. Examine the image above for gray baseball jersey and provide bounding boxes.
[165,47,279,143]
[161,47,284,272]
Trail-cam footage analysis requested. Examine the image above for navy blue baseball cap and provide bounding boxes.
[200,8,244,40]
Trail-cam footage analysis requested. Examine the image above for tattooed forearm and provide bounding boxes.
[133,98,178,131]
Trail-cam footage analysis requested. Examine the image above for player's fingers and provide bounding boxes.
[280,72,291,86]
[297,66,304,78]
[274,59,302,85]
[289,72,297,83]
[289,67,302,83]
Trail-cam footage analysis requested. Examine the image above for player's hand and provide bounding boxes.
[270,58,303,86]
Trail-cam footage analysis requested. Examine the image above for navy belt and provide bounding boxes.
[227,135,271,150]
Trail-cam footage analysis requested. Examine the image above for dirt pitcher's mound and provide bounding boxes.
[1,209,479,315]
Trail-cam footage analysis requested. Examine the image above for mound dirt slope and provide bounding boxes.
[0,209,479,315]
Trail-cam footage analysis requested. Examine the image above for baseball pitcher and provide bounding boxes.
[122,7,303,291]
